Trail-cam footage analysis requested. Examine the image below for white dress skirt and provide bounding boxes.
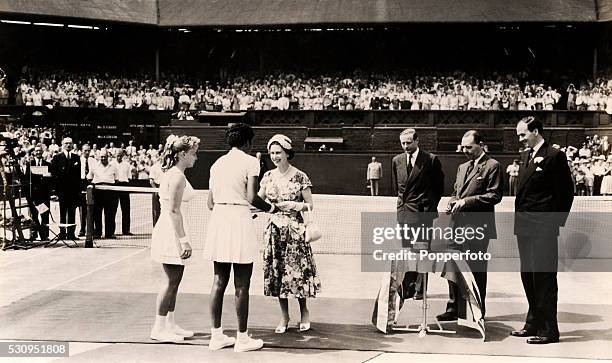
[203,204,259,264]
[150,167,195,265]
[601,175,612,195]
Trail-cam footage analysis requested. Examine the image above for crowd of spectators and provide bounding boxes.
[561,134,612,196]
[9,69,584,112]
[2,124,162,181]
[566,75,612,112]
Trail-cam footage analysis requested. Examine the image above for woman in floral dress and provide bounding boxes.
[258,134,321,333]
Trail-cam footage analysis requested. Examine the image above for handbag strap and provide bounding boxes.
[304,203,314,223]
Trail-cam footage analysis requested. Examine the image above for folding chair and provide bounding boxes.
[45,223,79,248]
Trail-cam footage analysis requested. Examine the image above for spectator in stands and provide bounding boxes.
[0,82,8,105]
[579,143,591,159]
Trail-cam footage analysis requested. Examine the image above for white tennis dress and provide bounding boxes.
[150,167,195,265]
[203,148,260,264]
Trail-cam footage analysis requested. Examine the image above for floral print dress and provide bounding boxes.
[260,167,322,298]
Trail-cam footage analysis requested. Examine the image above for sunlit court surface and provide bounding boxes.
[1,193,611,363]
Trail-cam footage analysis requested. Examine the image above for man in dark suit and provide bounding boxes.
[50,137,81,240]
[26,145,52,241]
[437,130,503,321]
[391,128,444,299]
[511,117,574,344]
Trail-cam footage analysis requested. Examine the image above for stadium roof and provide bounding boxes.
[1,0,611,26]
[158,0,599,26]
[0,0,158,24]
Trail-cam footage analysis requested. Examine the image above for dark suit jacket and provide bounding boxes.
[25,159,52,204]
[392,149,444,226]
[514,142,574,236]
[449,154,503,240]
[50,152,81,200]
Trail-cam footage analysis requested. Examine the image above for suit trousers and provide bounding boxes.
[445,238,490,316]
[116,181,131,234]
[516,233,559,339]
[30,199,50,240]
[79,180,88,235]
[93,187,118,237]
[58,195,78,236]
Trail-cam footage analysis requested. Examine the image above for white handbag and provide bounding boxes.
[304,204,322,243]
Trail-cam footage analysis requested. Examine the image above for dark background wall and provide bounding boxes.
[186,150,522,196]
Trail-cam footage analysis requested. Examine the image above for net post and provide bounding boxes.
[85,185,94,248]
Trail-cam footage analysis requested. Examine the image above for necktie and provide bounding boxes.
[528,149,535,164]
[407,152,413,177]
[466,160,475,176]
[85,159,89,177]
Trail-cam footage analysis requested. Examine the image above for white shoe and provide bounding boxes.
[150,328,184,343]
[209,334,236,350]
[170,324,194,337]
[234,335,264,352]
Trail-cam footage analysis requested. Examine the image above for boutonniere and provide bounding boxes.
[533,157,544,164]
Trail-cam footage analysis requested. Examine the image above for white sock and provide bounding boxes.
[153,315,166,331]
[237,331,249,340]
[211,326,223,338]
[166,311,176,327]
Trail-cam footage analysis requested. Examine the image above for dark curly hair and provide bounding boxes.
[225,123,254,148]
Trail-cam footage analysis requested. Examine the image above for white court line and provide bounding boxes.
[44,248,147,291]
[1,245,66,268]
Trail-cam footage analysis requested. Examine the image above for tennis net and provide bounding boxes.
[78,185,612,258]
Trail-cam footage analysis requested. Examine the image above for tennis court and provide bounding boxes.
[1,192,611,362]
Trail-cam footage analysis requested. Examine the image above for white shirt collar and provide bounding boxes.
[473,151,485,165]
[531,139,545,156]
[406,147,419,166]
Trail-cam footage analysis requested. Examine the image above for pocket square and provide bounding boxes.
[476,176,483,180]
[536,167,543,171]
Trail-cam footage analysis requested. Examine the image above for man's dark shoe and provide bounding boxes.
[510,329,537,337]
[413,292,423,300]
[122,232,134,236]
[78,232,85,237]
[436,311,458,321]
[526,336,559,344]
[105,235,117,239]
